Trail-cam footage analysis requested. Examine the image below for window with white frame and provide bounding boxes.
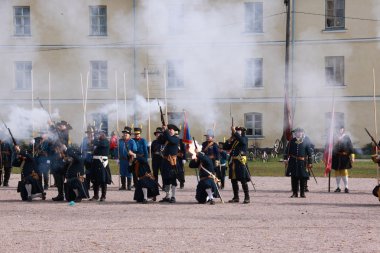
[325,56,344,86]
[245,112,263,137]
[244,2,263,33]
[89,6,107,36]
[15,61,32,90]
[167,60,184,89]
[14,6,31,36]
[326,0,345,30]
[168,4,184,35]
[245,58,263,88]
[91,61,108,88]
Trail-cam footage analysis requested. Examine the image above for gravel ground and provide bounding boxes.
[0,175,379,253]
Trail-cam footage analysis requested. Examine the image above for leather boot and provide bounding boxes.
[3,167,11,186]
[100,184,107,201]
[228,179,239,203]
[0,170,3,186]
[300,178,306,198]
[127,177,132,190]
[119,176,126,190]
[242,181,250,204]
[290,177,298,198]
[90,183,100,201]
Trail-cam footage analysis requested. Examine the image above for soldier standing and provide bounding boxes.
[284,128,314,198]
[90,130,112,201]
[151,127,164,184]
[132,127,148,187]
[0,138,13,187]
[118,126,137,190]
[80,125,95,194]
[176,131,187,189]
[332,126,354,193]
[223,126,251,204]
[158,124,180,203]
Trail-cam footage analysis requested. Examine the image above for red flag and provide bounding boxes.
[182,111,192,144]
[283,89,293,141]
[324,99,336,176]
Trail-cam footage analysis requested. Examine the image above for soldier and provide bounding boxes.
[158,124,180,203]
[189,150,218,205]
[151,127,164,184]
[132,127,149,187]
[223,126,251,204]
[51,143,68,201]
[80,125,95,194]
[332,126,354,193]
[118,126,137,190]
[201,129,220,187]
[64,145,89,202]
[109,131,118,159]
[14,144,46,201]
[0,138,13,187]
[35,131,53,190]
[133,157,160,204]
[176,131,187,189]
[284,128,314,198]
[90,130,112,201]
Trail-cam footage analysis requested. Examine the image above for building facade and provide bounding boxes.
[0,0,378,151]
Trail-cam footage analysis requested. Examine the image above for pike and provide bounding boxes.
[158,100,166,126]
[1,119,17,146]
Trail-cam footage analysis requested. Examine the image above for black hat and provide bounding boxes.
[236,126,247,132]
[133,127,142,134]
[57,120,73,130]
[167,124,179,132]
[154,127,163,135]
[122,126,132,134]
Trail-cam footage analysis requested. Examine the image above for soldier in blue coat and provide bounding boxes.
[80,125,95,195]
[132,127,148,187]
[223,126,251,204]
[189,151,218,205]
[284,128,314,198]
[201,129,220,187]
[151,127,164,184]
[14,144,46,201]
[133,158,160,204]
[158,124,180,203]
[176,134,187,189]
[118,126,137,190]
[0,138,14,187]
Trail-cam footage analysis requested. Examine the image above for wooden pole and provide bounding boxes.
[31,70,35,156]
[146,68,152,168]
[123,72,128,126]
[163,64,168,123]
[373,67,379,185]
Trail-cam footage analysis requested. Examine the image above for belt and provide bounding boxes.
[290,154,305,161]
[93,156,108,160]
[337,152,348,156]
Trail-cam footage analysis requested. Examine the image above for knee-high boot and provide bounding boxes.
[241,181,250,204]
[228,179,239,203]
[127,177,132,190]
[291,177,298,197]
[91,183,99,200]
[300,178,306,198]
[100,184,107,201]
[3,167,11,186]
[119,176,126,190]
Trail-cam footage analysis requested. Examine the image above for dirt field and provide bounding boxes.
[0,175,379,253]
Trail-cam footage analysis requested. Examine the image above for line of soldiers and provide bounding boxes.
[3,118,253,205]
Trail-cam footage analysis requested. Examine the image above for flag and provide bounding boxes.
[283,88,293,142]
[182,111,192,144]
[324,99,336,176]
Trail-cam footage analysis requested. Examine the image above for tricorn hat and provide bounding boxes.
[57,120,73,130]
[167,124,180,132]
[122,126,132,135]
[154,127,163,135]
[133,127,142,134]
[236,126,247,132]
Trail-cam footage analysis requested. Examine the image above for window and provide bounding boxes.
[325,56,344,86]
[167,60,184,89]
[245,58,263,88]
[89,6,107,36]
[167,112,183,128]
[245,113,263,137]
[326,0,345,30]
[15,61,32,90]
[14,6,31,36]
[168,4,184,35]
[92,113,108,135]
[244,2,263,33]
[91,61,108,88]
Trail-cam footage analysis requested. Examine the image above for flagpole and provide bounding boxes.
[373,67,379,185]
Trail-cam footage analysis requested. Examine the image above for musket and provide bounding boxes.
[37,97,54,123]
[199,166,224,203]
[1,119,17,146]
[365,128,380,150]
[158,100,166,126]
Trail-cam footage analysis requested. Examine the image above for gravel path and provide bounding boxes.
[0,175,379,253]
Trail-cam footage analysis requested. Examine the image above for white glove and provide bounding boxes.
[132,153,137,159]
[182,160,186,165]
[215,160,220,167]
